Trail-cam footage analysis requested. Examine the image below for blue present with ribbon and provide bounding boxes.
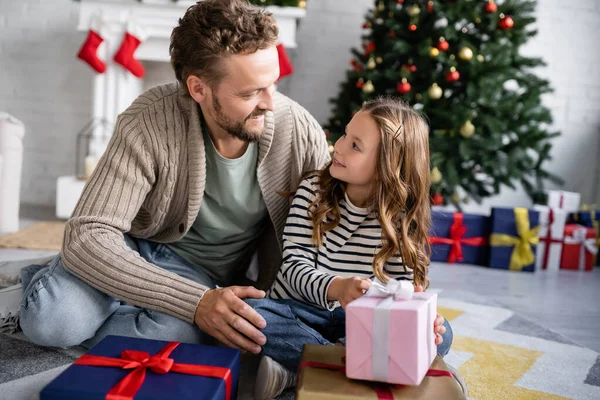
[488,207,540,272]
[40,335,240,400]
[429,211,490,265]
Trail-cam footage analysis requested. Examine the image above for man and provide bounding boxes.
[18,0,326,384]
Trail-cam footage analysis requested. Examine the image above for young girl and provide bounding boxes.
[250,97,452,399]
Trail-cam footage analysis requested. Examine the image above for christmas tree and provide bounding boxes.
[324,0,560,206]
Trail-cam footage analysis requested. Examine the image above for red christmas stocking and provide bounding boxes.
[277,43,294,80]
[77,15,106,74]
[114,21,148,78]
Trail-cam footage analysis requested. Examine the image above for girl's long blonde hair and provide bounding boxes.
[311,97,432,288]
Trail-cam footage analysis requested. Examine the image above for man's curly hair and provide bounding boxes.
[170,0,279,94]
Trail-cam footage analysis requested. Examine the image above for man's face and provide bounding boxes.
[204,46,280,142]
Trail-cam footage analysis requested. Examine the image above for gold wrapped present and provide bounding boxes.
[296,344,466,400]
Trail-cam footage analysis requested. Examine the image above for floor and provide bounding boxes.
[2,208,600,354]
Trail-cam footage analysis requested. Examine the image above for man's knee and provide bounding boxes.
[20,302,98,348]
[19,256,115,348]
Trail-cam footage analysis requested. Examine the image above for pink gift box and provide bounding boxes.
[345,289,437,386]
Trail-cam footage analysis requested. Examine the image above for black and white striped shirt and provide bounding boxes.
[268,175,414,310]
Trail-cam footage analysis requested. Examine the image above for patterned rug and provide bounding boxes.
[0,222,65,251]
[438,295,600,400]
[0,292,597,399]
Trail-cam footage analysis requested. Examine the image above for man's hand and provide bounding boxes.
[194,286,267,354]
[327,276,371,310]
[414,285,446,345]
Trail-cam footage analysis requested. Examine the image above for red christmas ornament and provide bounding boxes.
[409,24,417,31]
[397,79,411,94]
[431,193,444,205]
[350,59,363,71]
[427,1,434,13]
[362,22,369,29]
[498,16,514,30]
[364,41,376,55]
[401,64,417,73]
[484,1,497,13]
[356,79,364,89]
[397,0,404,3]
[437,39,449,51]
[445,68,460,82]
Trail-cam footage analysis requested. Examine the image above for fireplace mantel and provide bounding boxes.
[76,0,306,157]
[56,0,305,219]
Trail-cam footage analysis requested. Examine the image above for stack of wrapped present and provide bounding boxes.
[296,279,466,399]
[428,190,599,272]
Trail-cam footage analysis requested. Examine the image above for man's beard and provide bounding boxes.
[211,95,266,142]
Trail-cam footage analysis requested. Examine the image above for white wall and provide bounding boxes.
[1,0,599,210]
[0,0,92,206]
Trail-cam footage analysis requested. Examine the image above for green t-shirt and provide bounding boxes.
[167,129,268,286]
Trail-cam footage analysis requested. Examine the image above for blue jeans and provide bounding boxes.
[19,236,215,349]
[246,298,453,373]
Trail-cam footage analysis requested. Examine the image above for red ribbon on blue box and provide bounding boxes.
[429,212,487,263]
[73,341,232,400]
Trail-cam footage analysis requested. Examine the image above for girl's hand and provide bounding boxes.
[327,276,371,310]
[414,285,446,345]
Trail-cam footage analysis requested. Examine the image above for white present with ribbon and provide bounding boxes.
[560,224,598,271]
[547,190,581,213]
[345,279,437,386]
[533,205,568,271]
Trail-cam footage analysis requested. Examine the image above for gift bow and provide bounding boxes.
[429,213,487,263]
[490,208,540,271]
[298,358,452,400]
[564,226,598,270]
[74,341,233,400]
[365,277,414,300]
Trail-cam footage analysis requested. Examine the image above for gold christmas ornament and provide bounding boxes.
[408,5,421,17]
[328,144,335,154]
[367,57,377,69]
[415,93,423,101]
[428,83,443,99]
[362,80,375,93]
[376,56,383,64]
[458,47,473,61]
[298,0,307,8]
[451,192,461,204]
[377,2,385,12]
[477,55,485,62]
[460,120,475,138]
[430,47,440,57]
[431,167,443,184]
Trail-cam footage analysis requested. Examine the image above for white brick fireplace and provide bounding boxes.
[56,0,305,219]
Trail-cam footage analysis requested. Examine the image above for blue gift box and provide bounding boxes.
[567,210,598,228]
[40,335,241,400]
[488,207,540,272]
[429,211,490,265]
